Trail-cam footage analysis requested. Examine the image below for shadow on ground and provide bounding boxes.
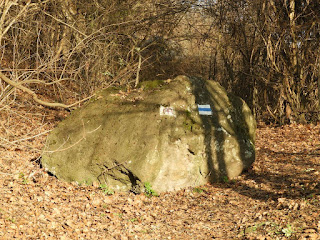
[216,145,320,201]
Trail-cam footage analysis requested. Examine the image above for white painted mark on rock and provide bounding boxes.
[160,106,176,117]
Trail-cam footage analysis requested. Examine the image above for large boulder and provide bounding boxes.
[41,76,255,193]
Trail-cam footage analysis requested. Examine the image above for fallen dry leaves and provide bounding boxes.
[1,108,320,239]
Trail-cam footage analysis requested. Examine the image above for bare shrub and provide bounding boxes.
[0,0,195,149]
[182,0,320,124]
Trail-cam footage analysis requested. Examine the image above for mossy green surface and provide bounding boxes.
[138,80,165,90]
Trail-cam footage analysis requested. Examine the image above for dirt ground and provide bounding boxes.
[0,106,320,239]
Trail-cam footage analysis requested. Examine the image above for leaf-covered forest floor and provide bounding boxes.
[0,106,320,240]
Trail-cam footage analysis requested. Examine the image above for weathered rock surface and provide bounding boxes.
[41,75,256,193]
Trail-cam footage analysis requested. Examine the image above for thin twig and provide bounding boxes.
[43,123,101,153]
[3,129,51,144]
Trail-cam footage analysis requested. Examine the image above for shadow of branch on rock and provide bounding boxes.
[190,76,255,183]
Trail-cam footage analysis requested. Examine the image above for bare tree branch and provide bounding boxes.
[0,71,94,108]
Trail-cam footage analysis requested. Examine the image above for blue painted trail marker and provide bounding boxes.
[197,104,212,116]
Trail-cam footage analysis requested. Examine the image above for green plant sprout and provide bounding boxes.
[99,184,115,195]
[113,213,123,218]
[19,173,28,185]
[222,175,229,183]
[282,224,294,237]
[193,187,205,193]
[144,182,159,197]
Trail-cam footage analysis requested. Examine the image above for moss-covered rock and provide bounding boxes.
[41,75,255,193]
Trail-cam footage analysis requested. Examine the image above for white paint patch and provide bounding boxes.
[160,106,176,117]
